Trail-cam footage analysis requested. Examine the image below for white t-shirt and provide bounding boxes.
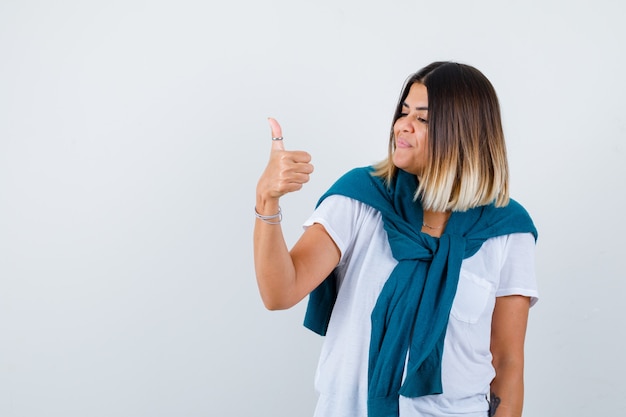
[303,195,538,417]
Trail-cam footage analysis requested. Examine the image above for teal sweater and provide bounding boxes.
[304,166,537,417]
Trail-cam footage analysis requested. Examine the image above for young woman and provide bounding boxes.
[254,61,538,417]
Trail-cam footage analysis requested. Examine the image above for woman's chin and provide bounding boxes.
[392,159,421,177]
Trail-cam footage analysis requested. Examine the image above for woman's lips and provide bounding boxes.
[396,137,412,148]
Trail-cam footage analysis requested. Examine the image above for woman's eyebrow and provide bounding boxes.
[402,102,428,111]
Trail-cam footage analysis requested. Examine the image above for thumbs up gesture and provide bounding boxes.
[256,118,314,205]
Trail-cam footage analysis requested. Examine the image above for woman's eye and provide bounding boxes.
[398,112,427,124]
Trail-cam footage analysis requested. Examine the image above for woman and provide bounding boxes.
[254,62,538,417]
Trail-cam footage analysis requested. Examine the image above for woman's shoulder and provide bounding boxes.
[316,165,385,208]
[481,198,538,241]
[331,166,378,188]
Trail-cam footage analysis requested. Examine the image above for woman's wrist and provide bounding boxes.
[254,206,282,224]
[255,195,281,216]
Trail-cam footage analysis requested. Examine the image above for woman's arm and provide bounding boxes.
[489,295,531,417]
[254,221,340,310]
[254,118,340,310]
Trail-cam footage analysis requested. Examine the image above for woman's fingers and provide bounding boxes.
[258,118,314,199]
[268,117,285,152]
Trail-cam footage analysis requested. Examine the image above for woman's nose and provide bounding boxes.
[396,116,415,133]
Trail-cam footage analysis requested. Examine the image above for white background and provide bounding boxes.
[1,0,624,416]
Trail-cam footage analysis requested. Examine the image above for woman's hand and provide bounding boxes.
[255,118,314,210]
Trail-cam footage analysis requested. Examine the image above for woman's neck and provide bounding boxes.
[421,210,451,237]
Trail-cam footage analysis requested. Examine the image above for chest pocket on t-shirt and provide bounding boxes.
[450,271,494,324]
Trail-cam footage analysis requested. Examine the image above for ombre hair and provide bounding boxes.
[374,62,510,212]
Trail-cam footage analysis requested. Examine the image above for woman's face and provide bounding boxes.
[392,82,429,176]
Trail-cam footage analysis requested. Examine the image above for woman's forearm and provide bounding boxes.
[253,198,298,310]
[489,359,524,417]
[489,295,530,417]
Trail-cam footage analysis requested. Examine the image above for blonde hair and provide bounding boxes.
[374,62,509,212]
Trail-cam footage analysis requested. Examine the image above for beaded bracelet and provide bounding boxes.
[254,206,282,225]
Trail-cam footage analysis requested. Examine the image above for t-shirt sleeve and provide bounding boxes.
[303,195,375,263]
[497,232,539,306]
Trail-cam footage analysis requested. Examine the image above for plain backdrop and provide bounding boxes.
[1,0,625,416]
